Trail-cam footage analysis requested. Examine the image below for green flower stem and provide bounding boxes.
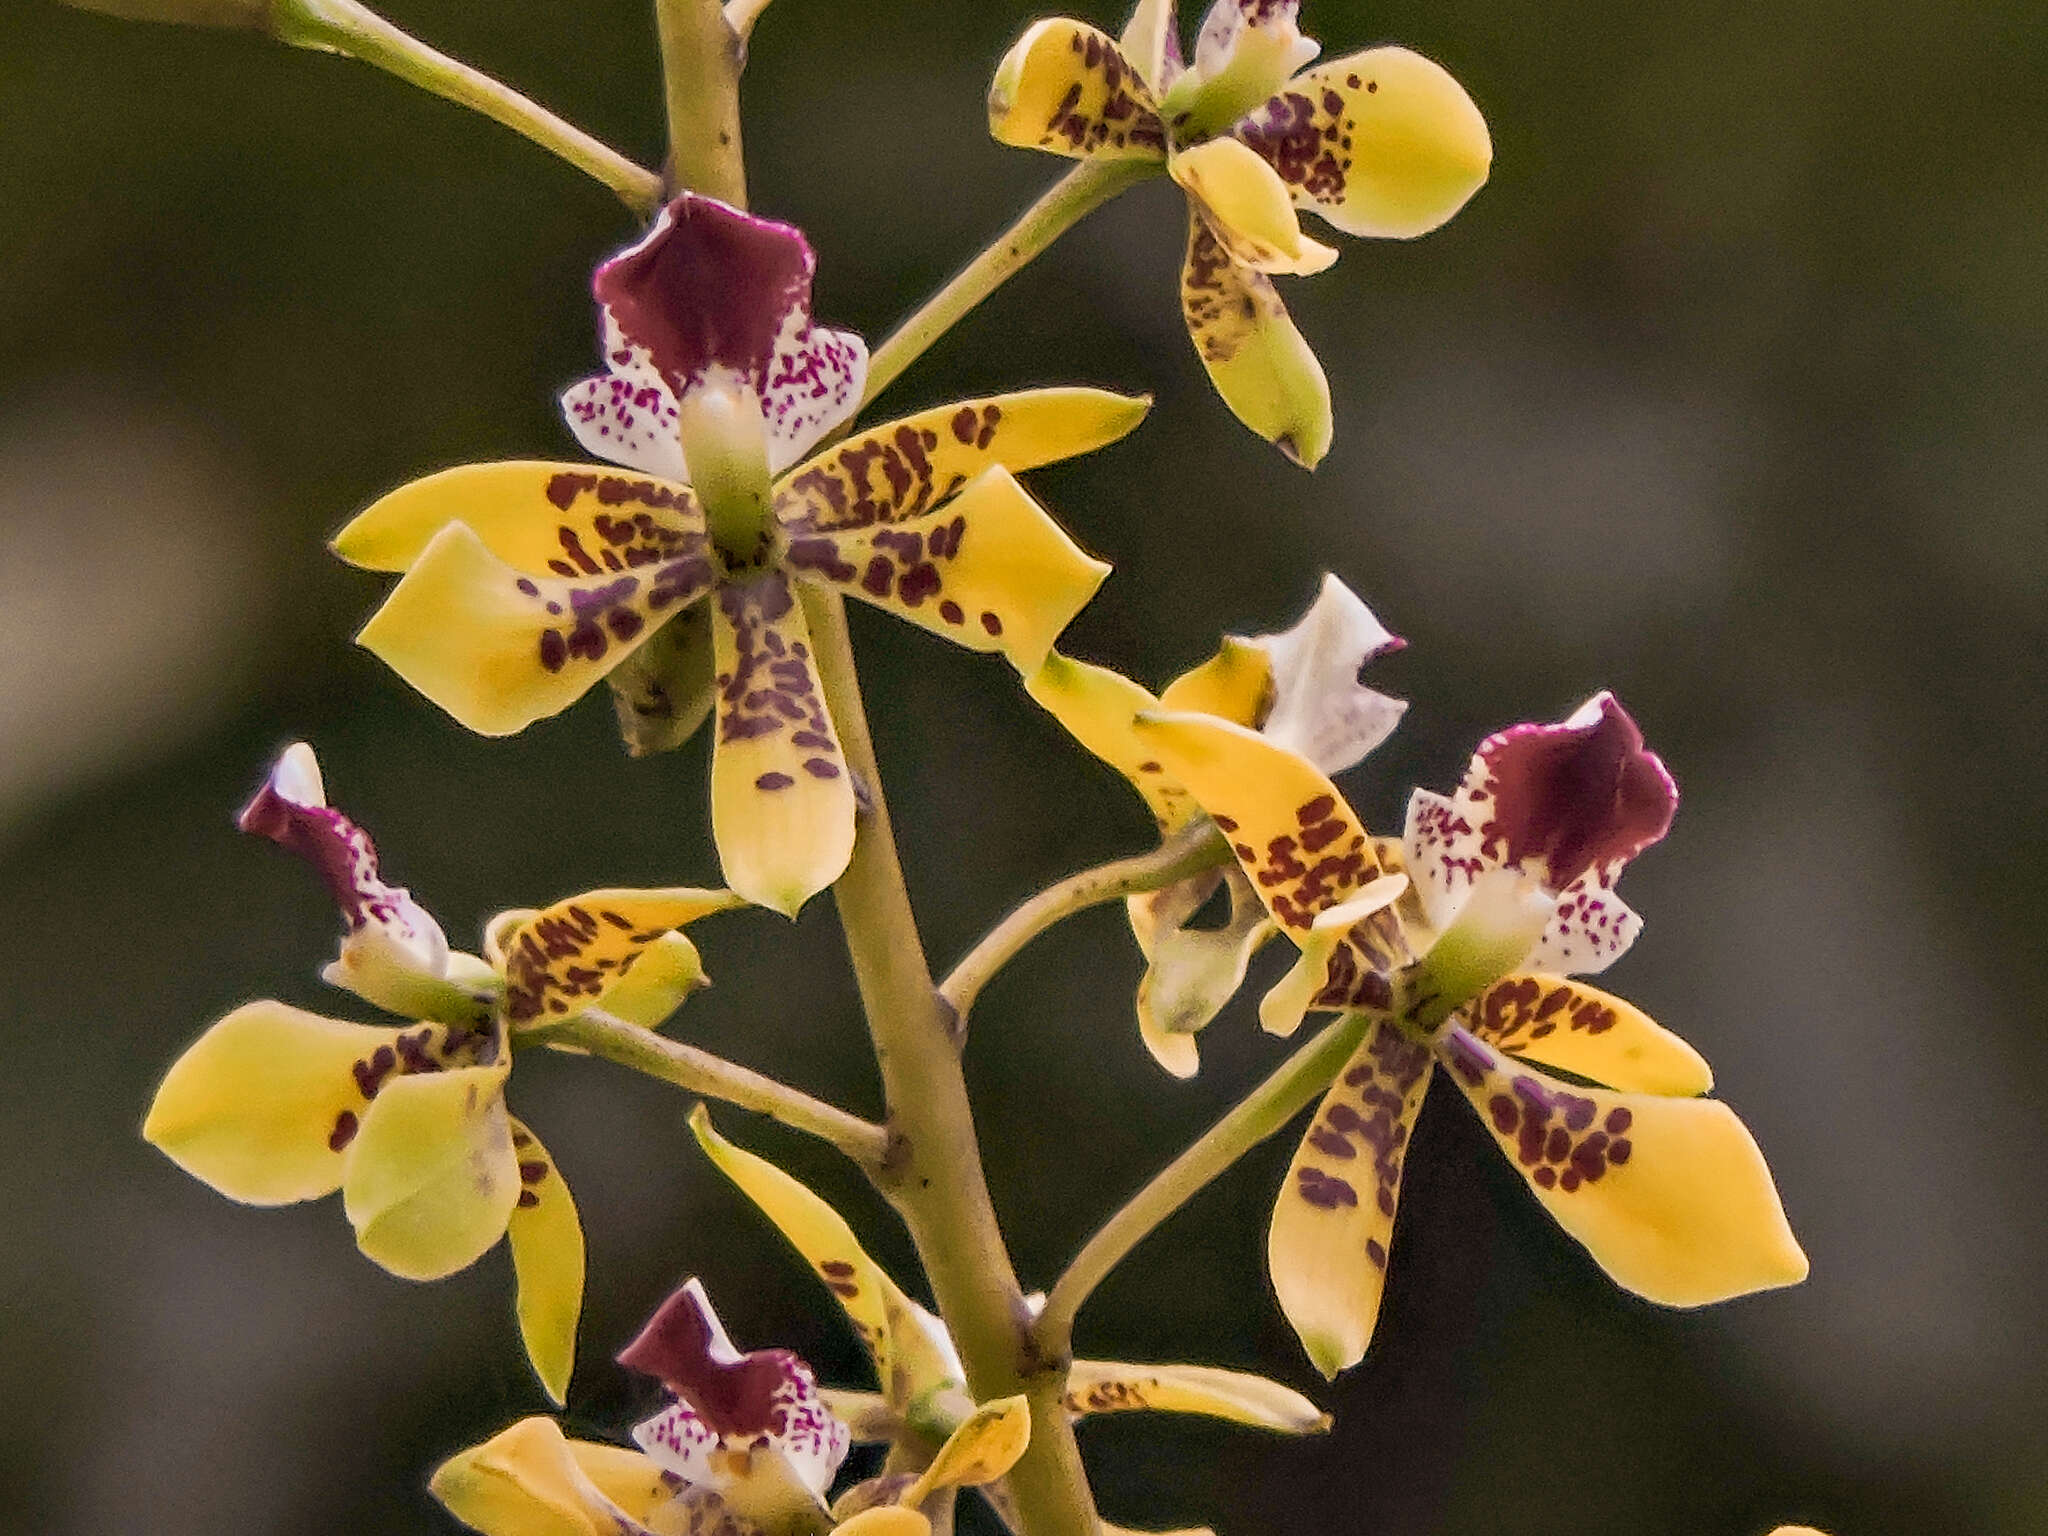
[526,1009,890,1167]
[941,821,1230,1025]
[861,156,1157,410]
[273,0,665,215]
[799,585,1104,1536]
[1034,1009,1373,1358]
[652,0,747,205]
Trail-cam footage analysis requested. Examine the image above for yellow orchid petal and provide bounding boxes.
[1179,213,1332,468]
[432,1417,632,1536]
[1118,0,1181,93]
[144,1002,401,1205]
[1171,139,1338,276]
[1269,1016,1433,1376]
[1237,48,1491,240]
[904,1396,1031,1506]
[1103,1525,1215,1536]
[505,1118,584,1406]
[836,1509,933,1536]
[333,460,703,577]
[689,1104,898,1380]
[588,932,709,1030]
[1467,973,1713,1096]
[708,573,857,916]
[1256,873,1409,1037]
[1158,635,1271,728]
[1134,869,1278,1076]
[564,1440,672,1525]
[497,887,742,1028]
[1023,654,1189,830]
[775,389,1151,535]
[1064,1360,1328,1433]
[342,1061,520,1281]
[356,519,714,737]
[789,467,1108,675]
[988,18,1168,161]
[1438,1028,1810,1306]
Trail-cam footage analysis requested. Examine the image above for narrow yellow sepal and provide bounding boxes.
[988,18,1168,161]
[496,887,742,1028]
[1023,653,1189,830]
[1172,139,1338,276]
[1468,973,1714,1096]
[505,1117,584,1406]
[144,1001,398,1205]
[342,1062,519,1281]
[904,1396,1032,1506]
[333,460,701,576]
[1065,1361,1329,1433]
[1158,636,1272,729]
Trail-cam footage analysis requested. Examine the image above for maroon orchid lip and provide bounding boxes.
[1473,692,1677,892]
[617,1278,808,1440]
[237,745,416,936]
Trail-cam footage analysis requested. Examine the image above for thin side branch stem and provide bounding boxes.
[941,822,1230,1022]
[860,156,1157,409]
[1034,1010,1373,1357]
[277,0,664,215]
[651,0,747,204]
[529,1010,890,1167]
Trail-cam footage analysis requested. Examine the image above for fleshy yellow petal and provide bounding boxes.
[904,1397,1031,1505]
[1158,635,1271,728]
[1438,1028,1809,1305]
[988,19,1168,160]
[1237,48,1491,239]
[709,573,857,915]
[333,461,706,577]
[1269,1016,1433,1376]
[1467,973,1713,1096]
[1179,213,1332,468]
[342,1062,519,1281]
[497,887,742,1028]
[144,1002,402,1205]
[1023,653,1189,830]
[1065,1360,1328,1433]
[356,519,713,737]
[506,1118,584,1406]
[564,1441,671,1525]
[587,932,709,1030]
[432,1417,629,1536]
[774,390,1151,535]
[1256,873,1410,1036]
[836,1509,932,1536]
[789,467,1107,675]
[1172,138,1338,276]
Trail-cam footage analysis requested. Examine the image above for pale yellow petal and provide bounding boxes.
[1157,635,1271,729]
[1065,1360,1327,1432]
[431,1417,626,1536]
[1023,653,1189,830]
[904,1397,1031,1505]
[342,1063,519,1281]
[590,932,710,1030]
[835,1509,932,1536]
[505,1118,584,1406]
[1171,138,1337,276]
[1466,973,1713,1096]
[565,1441,672,1525]
[988,18,1168,160]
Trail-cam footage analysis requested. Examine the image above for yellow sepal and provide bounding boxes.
[1023,653,1189,830]
[988,18,1168,161]
[1172,139,1338,276]
[1467,973,1714,1096]
[431,1416,635,1536]
[505,1118,584,1406]
[496,887,742,1028]
[835,1510,933,1536]
[903,1396,1031,1506]
[589,932,709,1029]
[1065,1360,1328,1433]
[342,1062,519,1281]
[1158,636,1272,728]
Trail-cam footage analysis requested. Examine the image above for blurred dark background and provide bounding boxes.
[2,0,2042,1531]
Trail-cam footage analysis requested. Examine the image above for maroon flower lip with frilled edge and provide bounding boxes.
[617,1278,807,1439]
[594,195,816,395]
[237,749,417,937]
[1474,691,1678,891]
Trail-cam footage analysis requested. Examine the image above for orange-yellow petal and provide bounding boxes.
[496,887,742,1028]
[988,19,1169,160]
[505,1118,584,1406]
[1466,973,1713,1096]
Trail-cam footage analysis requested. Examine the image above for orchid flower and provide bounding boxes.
[431,1280,1031,1536]
[143,743,740,1401]
[335,192,1148,915]
[690,1105,1329,1473]
[1129,697,1808,1375]
[1025,574,1404,1075]
[989,0,1490,465]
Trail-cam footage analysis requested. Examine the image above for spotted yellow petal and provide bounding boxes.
[988,19,1168,160]
[708,573,856,916]
[1158,635,1271,728]
[1172,138,1337,276]
[496,888,741,1028]
[1023,653,1189,830]
[1270,1016,1432,1376]
[505,1118,584,1406]
[588,932,709,1029]
[1466,973,1713,1096]
[836,1510,933,1536]
[1237,48,1491,239]
[1256,873,1410,1037]
[1438,1027,1809,1306]
[1179,213,1332,468]
[432,1416,641,1536]
[356,519,714,737]
[333,460,707,578]
[1065,1360,1327,1432]
[904,1397,1031,1506]
[788,467,1107,674]
[776,389,1151,536]
[144,1002,402,1205]
[342,1061,519,1281]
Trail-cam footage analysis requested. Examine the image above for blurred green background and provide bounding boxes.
[2,0,2042,1531]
